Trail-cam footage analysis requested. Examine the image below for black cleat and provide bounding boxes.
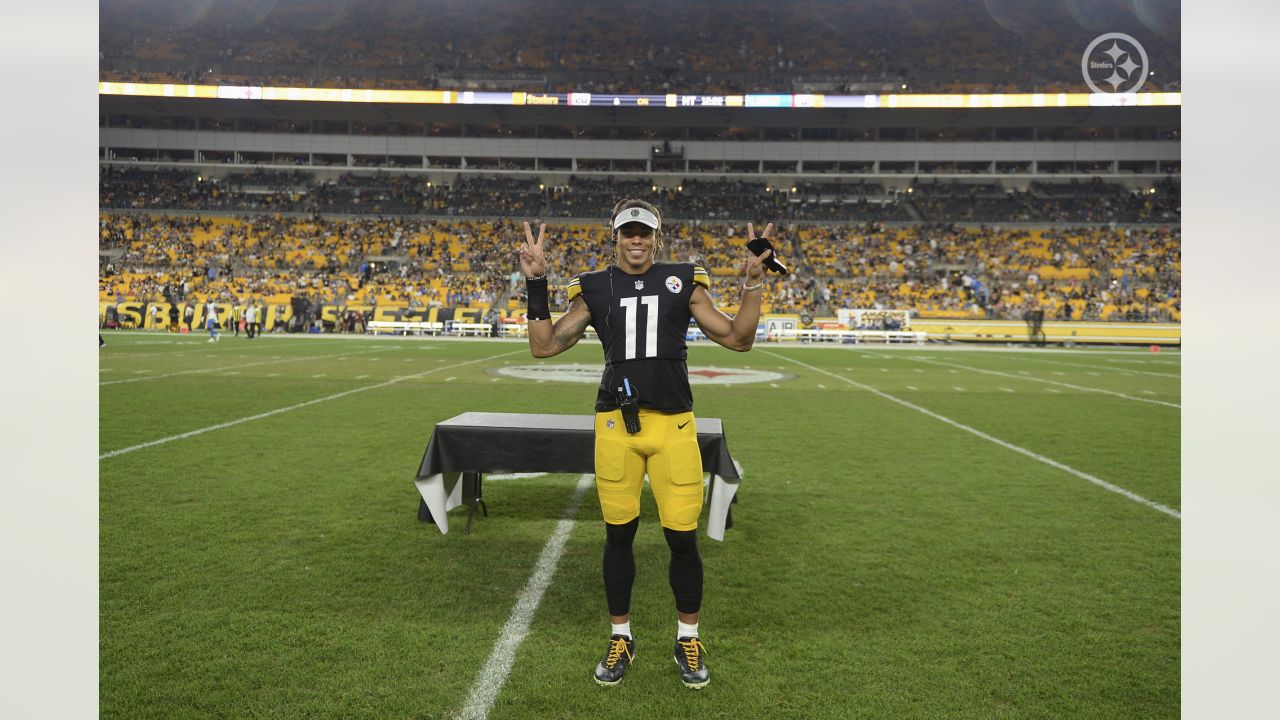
[673,636,709,689]
[594,634,635,686]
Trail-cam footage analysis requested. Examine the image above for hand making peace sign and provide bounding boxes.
[519,221,548,279]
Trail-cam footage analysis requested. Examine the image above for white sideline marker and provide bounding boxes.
[458,474,594,720]
[764,351,1180,520]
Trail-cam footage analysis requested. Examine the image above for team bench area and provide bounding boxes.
[414,412,742,540]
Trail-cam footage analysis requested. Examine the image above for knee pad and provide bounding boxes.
[606,517,640,548]
[662,526,699,558]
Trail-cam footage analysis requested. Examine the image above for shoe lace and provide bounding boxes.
[677,638,703,671]
[605,637,631,669]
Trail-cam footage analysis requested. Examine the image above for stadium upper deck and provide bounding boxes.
[100,0,1179,95]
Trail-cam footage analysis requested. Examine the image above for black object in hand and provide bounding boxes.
[747,237,788,275]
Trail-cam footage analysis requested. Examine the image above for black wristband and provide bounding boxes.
[526,276,551,321]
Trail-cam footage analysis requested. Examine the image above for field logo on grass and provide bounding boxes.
[1082,32,1148,94]
[491,363,788,385]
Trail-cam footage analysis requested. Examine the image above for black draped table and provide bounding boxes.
[415,412,741,540]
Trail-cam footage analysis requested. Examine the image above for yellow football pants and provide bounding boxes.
[593,408,704,531]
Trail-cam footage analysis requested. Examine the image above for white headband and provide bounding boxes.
[612,207,660,230]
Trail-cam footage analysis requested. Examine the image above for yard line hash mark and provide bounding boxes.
[907,358,1180,409]
[764,351,1179,520]
[101,349,386,386]
[99,349,527,459]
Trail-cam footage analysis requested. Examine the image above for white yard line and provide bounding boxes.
[457,473,594,720]
[763,351,1180,519]
[906,357,1180,409]
[100,348,388,386]
[1015,356,1181,379]
[99,349,526,459]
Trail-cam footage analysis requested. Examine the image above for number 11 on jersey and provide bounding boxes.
[620,295,658,359]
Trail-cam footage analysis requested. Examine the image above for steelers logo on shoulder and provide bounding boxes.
[665,276,683,293]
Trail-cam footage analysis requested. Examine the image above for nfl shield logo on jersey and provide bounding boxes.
[635,280,645,290]
[666,276,683,293]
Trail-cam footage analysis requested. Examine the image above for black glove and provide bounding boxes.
[747,237,788,275]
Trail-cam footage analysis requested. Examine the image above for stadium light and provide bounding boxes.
[652,185,658,192]
[538,183,545,190]
[906,186,914,193]
[677,185,683,192]
[791,186,797,193]
[901,84,907,90]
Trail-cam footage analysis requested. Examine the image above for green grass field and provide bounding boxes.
[99,331,1180,719]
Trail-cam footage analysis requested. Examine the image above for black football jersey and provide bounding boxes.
[567,262,712,413]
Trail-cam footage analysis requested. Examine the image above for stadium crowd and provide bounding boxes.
[100,0,1180,95]
[101,168,1180,226]
[101,201,1180,324]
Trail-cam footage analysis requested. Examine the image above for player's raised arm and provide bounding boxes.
[519,221,591,357]
[690,222,774,351]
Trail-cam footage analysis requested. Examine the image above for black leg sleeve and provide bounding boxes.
[603,518,640,617]
[663,527,703,615]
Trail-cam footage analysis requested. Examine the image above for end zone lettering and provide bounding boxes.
[99,302,495,331]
